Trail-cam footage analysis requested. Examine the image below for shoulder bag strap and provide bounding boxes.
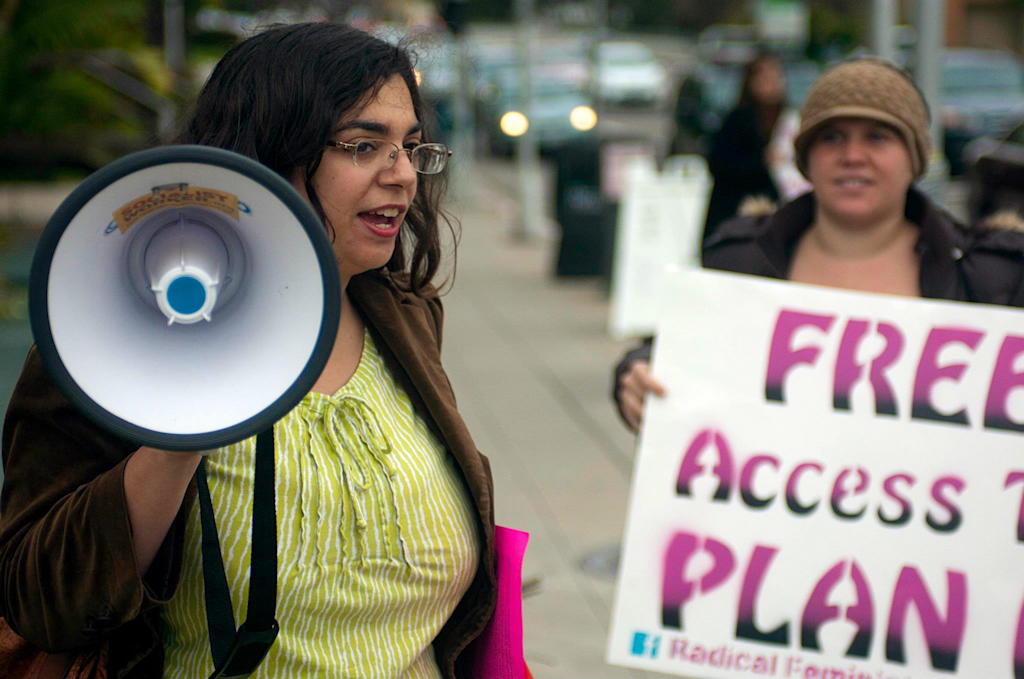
[196,428,279,679]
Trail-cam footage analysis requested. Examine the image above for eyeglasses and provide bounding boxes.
[325,138,452,175]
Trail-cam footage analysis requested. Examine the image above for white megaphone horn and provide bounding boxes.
[29,145,341,451]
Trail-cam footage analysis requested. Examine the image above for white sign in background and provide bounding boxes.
[607,156,709,340]
[608,269,1024,679]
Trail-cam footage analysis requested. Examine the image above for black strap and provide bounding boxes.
[197,428,279,679]
[196,463,237,663]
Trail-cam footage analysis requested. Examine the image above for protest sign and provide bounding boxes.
[608,269,1024,679]
[607,156,708,340]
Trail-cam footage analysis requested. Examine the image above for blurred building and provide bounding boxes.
[946,0,1024,54]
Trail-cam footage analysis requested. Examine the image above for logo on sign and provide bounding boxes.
[631,631,661,658]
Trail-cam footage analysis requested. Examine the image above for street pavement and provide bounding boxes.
[441,158,651,678]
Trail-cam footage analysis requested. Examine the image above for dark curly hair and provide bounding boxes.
[176,22,454,294]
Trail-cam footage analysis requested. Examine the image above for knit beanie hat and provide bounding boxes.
[793,58,930,179]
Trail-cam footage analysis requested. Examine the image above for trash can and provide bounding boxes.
[551,138,607,277]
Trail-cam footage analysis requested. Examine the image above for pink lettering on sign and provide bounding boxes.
[885,567,967,671]
[1015,598,1024,678]
[912,327,985,425]
[765,310,835,403]
[661,530,969,670]
[833,320,904,415]
[661,532,735,629]
[926,477,965,533]
[831,467,869,520]
[785,462,824,515]
[675,429,733,501]
[764,309,1024,433]
[877,473,915,526]
[985,336,1024,432]
[736,545,789,645]
[740,455,781,509]
[1004,472,1024,542]
[676,429,963,534]
[801,560,874,658]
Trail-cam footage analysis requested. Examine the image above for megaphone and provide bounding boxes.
[29,145,341,451]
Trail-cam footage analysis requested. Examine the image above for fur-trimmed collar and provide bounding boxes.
[978,210,1024,232]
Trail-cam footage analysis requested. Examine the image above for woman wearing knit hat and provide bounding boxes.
[613,57,1024,432]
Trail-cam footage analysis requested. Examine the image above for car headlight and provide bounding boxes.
[569,105,598,131]
[500,111,529,137]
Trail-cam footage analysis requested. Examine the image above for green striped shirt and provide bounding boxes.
[162,329,479,678]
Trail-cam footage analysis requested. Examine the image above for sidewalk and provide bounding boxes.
[441,159,654,678]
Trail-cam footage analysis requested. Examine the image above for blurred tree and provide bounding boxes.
[220,0,289,10]
[617,0,736,31]
[806,0,866,62]
[668,0,749,30]
[459,0,511,22]
[529,0,750,33]
[0,0,168,176]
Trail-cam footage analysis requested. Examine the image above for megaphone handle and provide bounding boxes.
[197,428,279,678]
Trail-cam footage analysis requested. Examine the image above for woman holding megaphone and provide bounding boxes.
[1,23,501,679]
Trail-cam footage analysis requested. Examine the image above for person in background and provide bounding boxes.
[1,22,498,679]
[702,51,787,241]
[666,71,708,156]
[614,57,1024,432]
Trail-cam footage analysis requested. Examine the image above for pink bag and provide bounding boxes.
[469,526,531,679]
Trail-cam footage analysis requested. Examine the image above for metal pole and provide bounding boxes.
[915,0,945,151]
[914,0,948,200]
[163,0,185,84]
[514,0,546,240]
[590,0,607,115]
[871,0,898,62]
[450,31,475,199]
[162,0,186,140]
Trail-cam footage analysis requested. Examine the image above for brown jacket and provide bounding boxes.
[0,269,497,678]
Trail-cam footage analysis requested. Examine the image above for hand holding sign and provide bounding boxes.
[617,359,667,432]
[608,270,1024,679]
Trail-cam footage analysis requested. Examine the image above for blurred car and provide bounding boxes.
[469,38,589,100]
[963,119,1024,223]
[476,71,598,157]
[697,24,760,65]
[593,40,668,107]
[941,48,1024,175]
[469,43,517,100]
[534,42,590,88]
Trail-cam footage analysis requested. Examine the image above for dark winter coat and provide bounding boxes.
[703,105,780,241]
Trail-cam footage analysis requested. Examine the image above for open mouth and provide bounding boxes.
[359,207,402,234]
